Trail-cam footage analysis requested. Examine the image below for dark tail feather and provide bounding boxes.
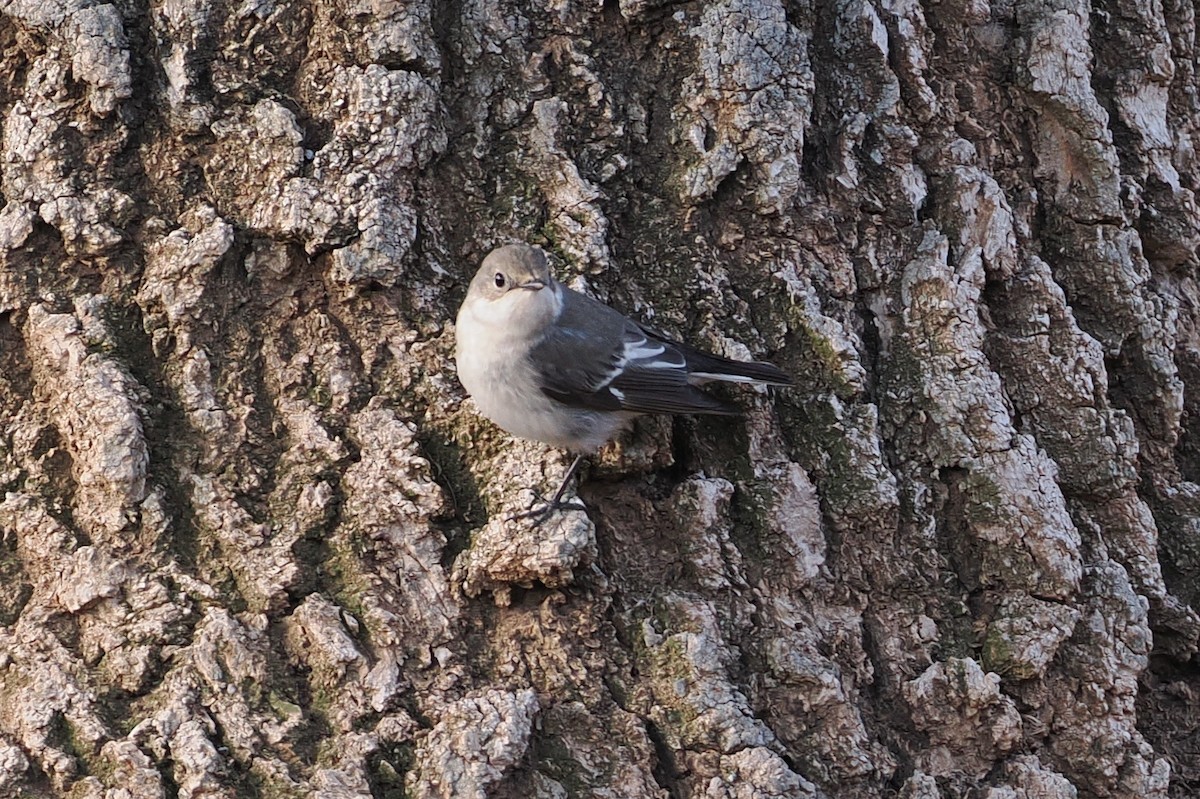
[640,325,792,387]
[686,352,792,386]
[613,384,743,416]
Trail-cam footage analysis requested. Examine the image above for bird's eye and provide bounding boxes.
[493,272,506,288]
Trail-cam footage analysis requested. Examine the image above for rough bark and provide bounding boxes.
[0,0,1198,797]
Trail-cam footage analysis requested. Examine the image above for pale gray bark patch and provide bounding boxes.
[675,0,814,213]
[903,657,1022,777]
[456,509,597,605]
[406,688,539,799]
[4,1,131,116]
[1043,563,1167,797]
[2,49,132,254]
[982,594,1081,680]
[634,589,820,796]
[529,95,613,270]
[338,402,461,661]
[25,302,149,540]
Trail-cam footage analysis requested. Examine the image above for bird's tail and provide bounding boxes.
[639,325,793,387]
[686,352,793,386]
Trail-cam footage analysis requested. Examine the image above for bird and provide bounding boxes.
[454,243,792,524]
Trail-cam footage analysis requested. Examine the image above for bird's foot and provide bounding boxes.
[506,491,588,527]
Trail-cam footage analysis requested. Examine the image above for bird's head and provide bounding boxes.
[461,244,560,332]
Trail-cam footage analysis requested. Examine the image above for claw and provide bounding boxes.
[506,499,588,527]
[505,454,588,527]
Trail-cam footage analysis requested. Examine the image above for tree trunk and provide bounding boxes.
[1,0,1198,796]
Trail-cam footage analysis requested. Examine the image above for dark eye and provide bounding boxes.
[493,272,506,288]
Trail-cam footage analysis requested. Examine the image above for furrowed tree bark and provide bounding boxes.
[0,0,1198,797]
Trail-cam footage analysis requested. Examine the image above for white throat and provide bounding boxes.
[458,282,563,347]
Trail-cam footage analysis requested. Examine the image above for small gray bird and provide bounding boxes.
[455,243,791,522]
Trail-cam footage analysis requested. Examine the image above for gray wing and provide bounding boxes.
[530,288,737,416]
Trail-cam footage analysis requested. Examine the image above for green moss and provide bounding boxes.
[781,399,893,527]
[961,472,1005,527]
[980,624,1033,680]
[415,428,486,529]
[932,585,981,662]
[782,305,860,398]
[0,544,31,626]
[726,477,780,573]
[367,742,413,798]
[243,768,307,799]
[51,712,110,784]
[307,383,332,410]
[268,691,302,721]
[531,732,591,795]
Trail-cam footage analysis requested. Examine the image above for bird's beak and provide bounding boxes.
[520,280,546,291]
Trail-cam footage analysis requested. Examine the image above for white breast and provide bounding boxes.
[454,288,626,452]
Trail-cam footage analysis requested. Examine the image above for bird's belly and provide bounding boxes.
[456,348,622,452]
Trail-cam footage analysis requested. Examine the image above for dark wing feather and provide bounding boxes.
[603,328,739,415]
[530,338,624,412]
[530,287,740,416]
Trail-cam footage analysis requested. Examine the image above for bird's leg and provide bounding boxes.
[507,453,589,525]
[543,453,585,509]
